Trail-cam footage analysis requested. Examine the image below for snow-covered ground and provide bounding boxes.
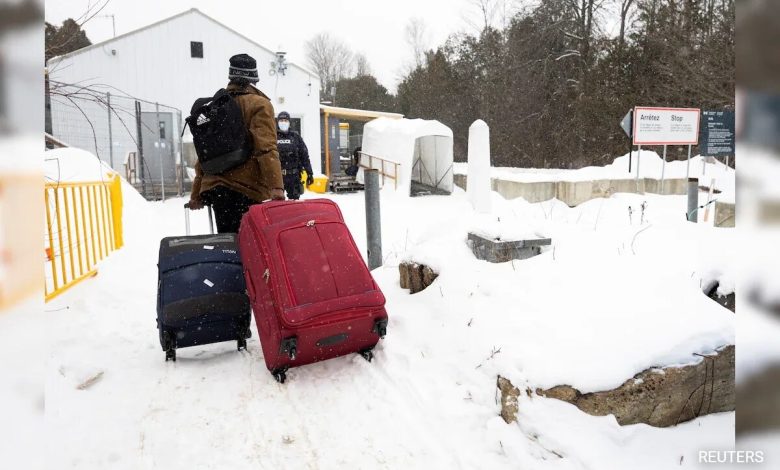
[43,148,737,469]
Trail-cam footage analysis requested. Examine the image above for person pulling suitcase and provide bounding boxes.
[187,53,286,233]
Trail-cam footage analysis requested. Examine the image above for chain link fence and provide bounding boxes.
[47,80,188,200]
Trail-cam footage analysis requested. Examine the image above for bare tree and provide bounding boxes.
[618,0,637,50]
[497,0,521,30]
[354,52,371,77]
[304,32,354,100]
[464,0,499,32]
[404,17,429,69]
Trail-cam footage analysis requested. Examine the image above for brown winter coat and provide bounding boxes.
[191,83,284,203]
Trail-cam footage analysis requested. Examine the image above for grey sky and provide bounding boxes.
[45,0,502,93]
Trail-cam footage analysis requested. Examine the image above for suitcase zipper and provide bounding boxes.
[248,218,376,329]
[278,306,378,329]
[246,222,284,311]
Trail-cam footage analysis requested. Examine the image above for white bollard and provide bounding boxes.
[467,119,492,214]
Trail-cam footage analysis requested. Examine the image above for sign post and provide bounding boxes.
[686,144,692,179]
[661,145,667,193]
[632,107,700,192]
[620,110,633,173]
[636,145,641,192]
[631,107,700,208]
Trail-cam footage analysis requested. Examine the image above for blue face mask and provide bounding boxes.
[279,120,290,132]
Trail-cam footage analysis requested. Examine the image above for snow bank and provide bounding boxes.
[369,190,735,393]
[44,146,150,241]
[454,150,736,200]
[45,147,117,183]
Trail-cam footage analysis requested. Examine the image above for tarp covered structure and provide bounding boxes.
[357,118,454,196]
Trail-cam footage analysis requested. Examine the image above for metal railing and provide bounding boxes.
[47,79,185,201]
[44,174,124,301]
[358,151,399,189]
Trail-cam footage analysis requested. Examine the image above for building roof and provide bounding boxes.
[47,8,318,78]
[320,105,403,121]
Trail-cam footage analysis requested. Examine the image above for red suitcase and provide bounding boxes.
[238,199,388,383]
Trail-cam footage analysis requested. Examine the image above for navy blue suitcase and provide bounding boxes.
[156,204,251,361]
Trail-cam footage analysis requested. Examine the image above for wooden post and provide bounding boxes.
[324,112,330,179]
[703,178,716,222]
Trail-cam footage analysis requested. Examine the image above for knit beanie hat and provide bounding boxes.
[229,53,259,83]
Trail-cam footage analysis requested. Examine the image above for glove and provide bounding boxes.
[188,198,204,210]
[306,175,314,186]
[271,188,286,201]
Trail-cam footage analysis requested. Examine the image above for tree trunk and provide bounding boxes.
[584,0,594,65]
[619,0,636,51]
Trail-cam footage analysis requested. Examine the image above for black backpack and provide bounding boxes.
[184,89,252,175]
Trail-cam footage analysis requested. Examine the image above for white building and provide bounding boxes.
[48,8,322,180]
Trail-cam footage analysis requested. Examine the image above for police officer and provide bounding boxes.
[276,111,313,200]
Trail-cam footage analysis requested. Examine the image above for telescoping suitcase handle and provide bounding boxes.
[183,202,215,235]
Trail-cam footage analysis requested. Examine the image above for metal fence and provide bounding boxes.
[47,80,186,200]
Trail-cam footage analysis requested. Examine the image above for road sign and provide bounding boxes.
[699,110,735,158]
[632,107,700,145]
[620,110,632,138]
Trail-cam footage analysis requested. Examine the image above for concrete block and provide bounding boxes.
[467,232,551,263]
[454,174,690,206]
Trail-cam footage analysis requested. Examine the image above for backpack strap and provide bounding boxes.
[188,96,213,118]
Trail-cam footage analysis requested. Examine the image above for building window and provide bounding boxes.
[190,41,203,58]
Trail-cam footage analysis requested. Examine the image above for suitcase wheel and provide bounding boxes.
[373,319,388,339]
[163,331,176,362]
[359,349,374,363]
[272,368,288,384]
[237,337,247,351]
